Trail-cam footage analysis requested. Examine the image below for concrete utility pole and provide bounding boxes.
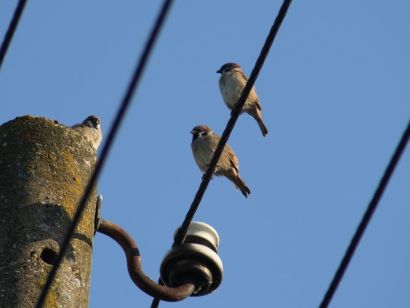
[0,116,98,308]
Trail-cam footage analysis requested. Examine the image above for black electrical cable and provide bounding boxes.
[0,0,27,70]
[319,120,410,308]
[151,1,293,306]
[34,0,175,307]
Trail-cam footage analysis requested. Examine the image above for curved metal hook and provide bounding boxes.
[97,219,195,302]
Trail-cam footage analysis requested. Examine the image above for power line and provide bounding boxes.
[34,0,175,306]
[319,120,410,308]
[151,1,293,306]
[0,0,27,70]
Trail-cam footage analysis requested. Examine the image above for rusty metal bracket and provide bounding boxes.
[97,219,195,302]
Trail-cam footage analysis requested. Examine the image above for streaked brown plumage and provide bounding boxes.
[217,62,268,137]
[191,125,251,197]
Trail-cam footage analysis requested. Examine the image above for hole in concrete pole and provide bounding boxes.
[40,248,58,265]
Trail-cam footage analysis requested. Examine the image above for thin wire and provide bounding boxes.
[34,0,175,307]
[0,0,27,70]
[319,120,410,308]
[151,1,293,306]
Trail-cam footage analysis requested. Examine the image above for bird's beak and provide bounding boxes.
[190,130,194,134]
[216,69,222,74]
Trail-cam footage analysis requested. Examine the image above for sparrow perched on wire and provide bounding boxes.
[72,115,102,150]
[217,62,268,137]
[191,125,251,198]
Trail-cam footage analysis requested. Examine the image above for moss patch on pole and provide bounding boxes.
[0,115,98,308]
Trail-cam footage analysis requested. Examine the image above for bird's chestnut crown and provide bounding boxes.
[216,63,240,74]
[191,125,211,141]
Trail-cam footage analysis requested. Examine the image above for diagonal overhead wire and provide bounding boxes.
[151,1,293,306]
[34,0,175,307]
[319,120,410,308]
[0,0,27,70]
[175,0,292,246]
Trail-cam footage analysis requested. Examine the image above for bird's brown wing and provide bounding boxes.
[254,99,262,111]
[206,134,240,173]
[225,144,240,173]
[235,70,262,110]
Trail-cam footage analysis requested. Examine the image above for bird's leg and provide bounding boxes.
[212,165,221,175]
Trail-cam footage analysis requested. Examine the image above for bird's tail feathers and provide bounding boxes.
[249,108,268,137]
[229,174,251,198]
[256,118,268,137]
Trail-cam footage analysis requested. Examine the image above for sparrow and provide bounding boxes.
[191,125,251,198]
[217,62,268,137]
[72,115,102,150]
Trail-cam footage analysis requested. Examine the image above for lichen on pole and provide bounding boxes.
[0,115,98,308]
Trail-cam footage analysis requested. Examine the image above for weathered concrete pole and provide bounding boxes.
[0,116,98,307]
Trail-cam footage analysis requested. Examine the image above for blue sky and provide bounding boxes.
[1,1,409,307]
